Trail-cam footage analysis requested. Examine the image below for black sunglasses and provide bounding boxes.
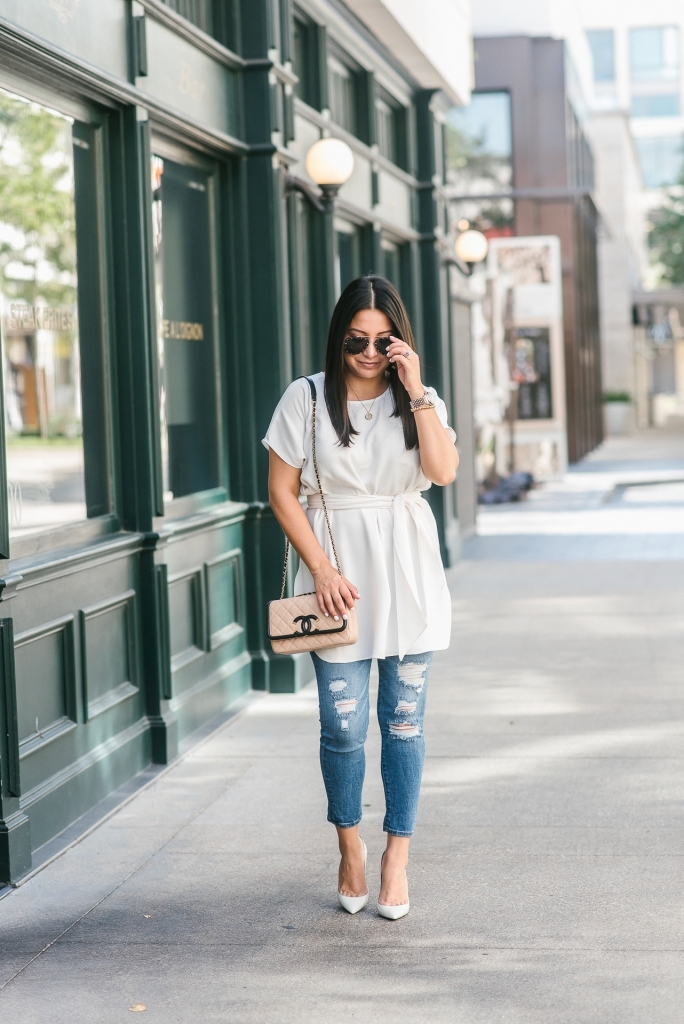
[343,336,394,356]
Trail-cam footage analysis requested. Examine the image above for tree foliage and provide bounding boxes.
[0,91,77,308]
[648,165,684,285]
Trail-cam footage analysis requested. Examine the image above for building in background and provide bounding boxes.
[466,1,684,446]
[449,27,603,464]
[578,1,684,427]
[0,0,475,884]
[579,2,684,203]
[632,287,684,426]
[584,111,646,426]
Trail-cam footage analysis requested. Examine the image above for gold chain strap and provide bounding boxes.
[279,384,342,600]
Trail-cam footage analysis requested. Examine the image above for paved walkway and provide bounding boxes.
[1,426,684,1022]
[465,421,684,560]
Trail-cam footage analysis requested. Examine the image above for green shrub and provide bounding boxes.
[603,391,631,403]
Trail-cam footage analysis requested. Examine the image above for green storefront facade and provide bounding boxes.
[0,0,471,885]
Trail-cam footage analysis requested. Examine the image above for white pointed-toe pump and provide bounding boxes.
[337,837,369,914]
[377,852,410,921]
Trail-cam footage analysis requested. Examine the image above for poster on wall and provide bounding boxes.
[514,327,552,420]
[486,235,567,478]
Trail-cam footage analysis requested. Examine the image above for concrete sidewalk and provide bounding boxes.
[2,571,683,1022]
[1,430,684,1022]
[466,422,684,560]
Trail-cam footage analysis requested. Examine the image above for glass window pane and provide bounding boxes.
[446,91,514,238]
[294,17,316,107]
[329,54,357,135]
[376,96,396,163]
[334,220,361,296]
[448,91,512,163]
[152,154,220,501]
[0,89,85,540]
[634,135,684,187]
[159,0,212,34]
[631,94,680,117]
[630,26,680,81]
[587,30,615,83]
[380,238,400,287]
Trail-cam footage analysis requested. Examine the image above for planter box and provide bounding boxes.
[604,401,630,436]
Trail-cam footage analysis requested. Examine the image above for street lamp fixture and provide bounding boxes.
[455,228,489,267]
[305,137,355,210]
[284,138,354,213]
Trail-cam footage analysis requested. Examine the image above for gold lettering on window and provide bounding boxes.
[179,61,206,101]
[161,320,204,341]
[9,303,74,332]
[49,0,80,23]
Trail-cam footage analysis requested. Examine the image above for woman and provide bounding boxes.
[264,276,458,919]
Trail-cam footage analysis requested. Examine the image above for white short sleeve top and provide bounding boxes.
[263,372,455,663]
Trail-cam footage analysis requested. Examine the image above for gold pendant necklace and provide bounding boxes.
[348,382,379,420]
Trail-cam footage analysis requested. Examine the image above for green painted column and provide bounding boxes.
[0,616,32,884]
[415,91,453,565]
[239,0,312,692]
[113,106,176,760]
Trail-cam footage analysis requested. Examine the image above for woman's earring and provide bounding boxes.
[384,369,390,379]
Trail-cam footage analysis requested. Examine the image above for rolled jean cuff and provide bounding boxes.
[328,815,362,829]
[384,827,414,838]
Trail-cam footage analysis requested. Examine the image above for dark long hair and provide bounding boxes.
[324,275,419,449]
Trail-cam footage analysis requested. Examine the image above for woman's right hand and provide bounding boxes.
[312,562,360,620]
[268,452,359,621]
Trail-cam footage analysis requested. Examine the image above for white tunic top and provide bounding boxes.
[262,372,455,663]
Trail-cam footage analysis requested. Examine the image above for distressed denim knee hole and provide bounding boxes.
[397,661,428,694]
[388,721,420,739]
[395,698,417,715]
[334,697,358,715]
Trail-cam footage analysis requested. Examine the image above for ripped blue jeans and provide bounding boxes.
[312,652,432,837]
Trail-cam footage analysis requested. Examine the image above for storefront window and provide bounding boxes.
[0,88,85,539]
[152,153,220,502]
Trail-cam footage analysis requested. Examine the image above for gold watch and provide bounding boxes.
[409,391,435,412]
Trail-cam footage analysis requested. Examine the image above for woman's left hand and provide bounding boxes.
[387,337,424,401]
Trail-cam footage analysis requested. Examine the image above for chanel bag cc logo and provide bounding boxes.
[293,614,318,634]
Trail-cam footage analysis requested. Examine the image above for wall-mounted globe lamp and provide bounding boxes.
[285,137,355,213]
[305,138,354,209]
[455,228,489,268]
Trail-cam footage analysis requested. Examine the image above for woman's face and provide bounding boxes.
[343,308,393,381]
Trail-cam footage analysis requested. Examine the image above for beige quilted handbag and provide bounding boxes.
[268,377,358,655]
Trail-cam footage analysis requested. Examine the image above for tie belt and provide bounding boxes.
[306,491,443,659]
[307,490,423,511]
